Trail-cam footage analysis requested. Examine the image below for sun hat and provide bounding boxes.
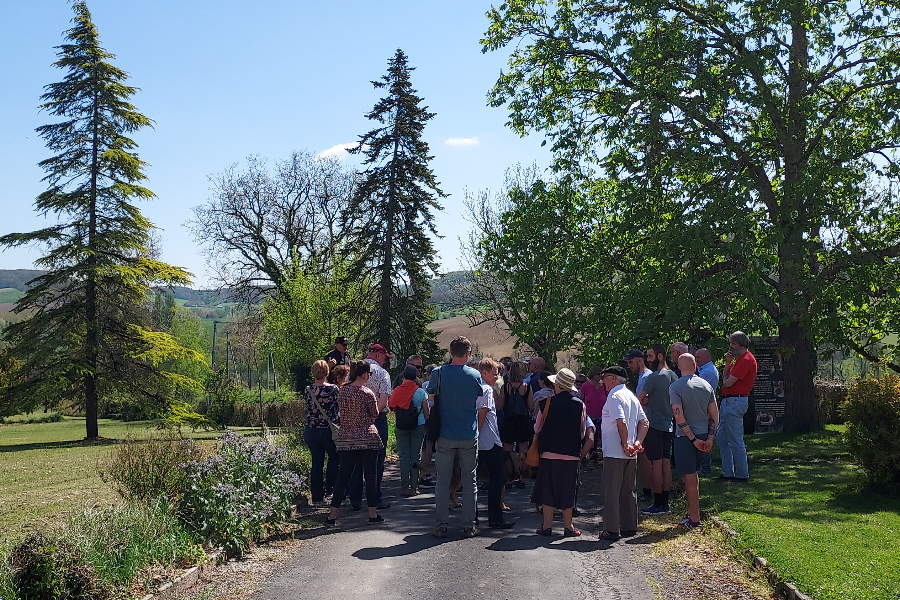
[548,368,578,392]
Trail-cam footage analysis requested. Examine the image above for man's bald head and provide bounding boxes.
[695,348,712,367]
[529,357,546,373]
[677,353,697,376]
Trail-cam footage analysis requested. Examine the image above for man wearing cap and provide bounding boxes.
[637,344,678,515]
[325,336,351,367]
[599,366,649,541]
[717,331,757,482]
[624,349,652,396]
[670,353,719,528]
[350,343,393,510]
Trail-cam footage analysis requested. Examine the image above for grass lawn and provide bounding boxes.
[701,425,899,600]
[0,417,258,544]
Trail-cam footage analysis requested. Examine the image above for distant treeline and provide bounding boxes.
[0,269,476,308]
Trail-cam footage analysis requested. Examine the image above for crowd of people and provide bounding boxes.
[302,331,758,539]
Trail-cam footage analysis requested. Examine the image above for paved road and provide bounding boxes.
[257,463,661,600]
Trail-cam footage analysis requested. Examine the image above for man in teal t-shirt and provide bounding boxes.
[426,335,483,538]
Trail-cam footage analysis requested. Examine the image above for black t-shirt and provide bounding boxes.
[325,348,350,366]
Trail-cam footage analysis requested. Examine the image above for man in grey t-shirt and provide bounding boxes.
[669,353,719,529]
[638,344,678,515]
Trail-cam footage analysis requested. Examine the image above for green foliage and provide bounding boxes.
[0,412,62,425]
[203,366,240,425]
[8,531,112,600]
[481,0,900,431]
[178,431,304,556]
[101,432,205,503]
[65,500,205,589]
[0,3,203,439]
[344,48,444,362]
[841,375,900,490]
[261,256,373,387]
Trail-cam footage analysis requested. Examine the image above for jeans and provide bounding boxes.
[329,449,379,509]
[350,412,389,505]
[717,396,749,479]
[435,436,478,528]
[479,444,505,523]
[303,426,339,502]
[395,424,426,490]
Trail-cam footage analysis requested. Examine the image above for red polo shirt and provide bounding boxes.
[721,351,758,397]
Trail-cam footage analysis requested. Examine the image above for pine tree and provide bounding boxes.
[0,2,202,439]
[346,49,445,362]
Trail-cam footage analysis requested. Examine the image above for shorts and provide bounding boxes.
[500,415,534,445]
[644,427,673,461]
[673,433,709,476]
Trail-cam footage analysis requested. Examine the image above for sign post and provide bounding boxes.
[748,336,786,434]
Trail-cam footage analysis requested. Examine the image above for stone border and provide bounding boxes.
[137,550,222,600]
[710,516,813,600]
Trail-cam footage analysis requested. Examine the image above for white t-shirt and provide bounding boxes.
[476,384,502,451]
[600,384,647,459]
[364,359,392,412]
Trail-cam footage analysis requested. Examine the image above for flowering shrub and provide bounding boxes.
[179,430,305,556]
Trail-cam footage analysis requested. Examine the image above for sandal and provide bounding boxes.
[564,528,581,537]
[536,527,552,536]
[432,525,447,538]
[325,517,336,526]
[368,514,384,524]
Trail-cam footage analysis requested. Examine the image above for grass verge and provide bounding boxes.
[702,425,900,600]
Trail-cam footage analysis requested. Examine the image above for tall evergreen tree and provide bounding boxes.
[0,2,202,439]
[346,49,445,362]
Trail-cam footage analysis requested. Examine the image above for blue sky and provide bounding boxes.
[0,1,550,287]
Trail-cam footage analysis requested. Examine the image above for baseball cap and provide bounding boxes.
[369,343,392,359]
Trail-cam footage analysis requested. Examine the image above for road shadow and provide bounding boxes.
[353,532,455,559]
[486,533,598,553]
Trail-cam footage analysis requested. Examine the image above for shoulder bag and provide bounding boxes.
[524,396,551,468]
[307,385,340,443]
[424,367,443,442]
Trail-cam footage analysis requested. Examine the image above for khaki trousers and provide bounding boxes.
[602,457,638,533]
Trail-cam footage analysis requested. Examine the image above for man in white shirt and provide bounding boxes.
[477,358,515,529]
[599,366,649,541]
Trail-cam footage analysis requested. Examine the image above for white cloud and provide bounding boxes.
[317,142,357,159]
[445,137,479,147]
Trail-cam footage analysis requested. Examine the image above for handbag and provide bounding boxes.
[525,396,552,468]
[307,386,340,442]
[424,367,443,442]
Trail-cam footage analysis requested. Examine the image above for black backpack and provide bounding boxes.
[507,383,530,417]
[395,400,420,431]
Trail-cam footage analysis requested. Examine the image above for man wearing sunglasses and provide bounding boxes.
[393,355,424,388]
[325,336,351,367]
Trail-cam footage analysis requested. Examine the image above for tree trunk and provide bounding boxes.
[779,321,820,432]
[85,67,100,441]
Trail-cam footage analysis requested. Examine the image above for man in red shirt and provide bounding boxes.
[716,331,758,482]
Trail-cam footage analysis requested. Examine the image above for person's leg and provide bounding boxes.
[486,445,505,523]
[619,458,638,532]
[542,504,554,530]
[683,473,700,523]
[374,413,388,500]
[361,449,380,519]
[458,438,479,528]
[395,427,412,490]
[328,450,359,519]
[731,397,749,479]
[349,462,363,508]
[602,457,625,534]
[562,507,574,530]
[304,426,327,502]
[717,399,735,477]
[324,440,340,497]
[517,437,530,484]
[637,452,653,498]
[434,437,454,527]
[409,425,426,488]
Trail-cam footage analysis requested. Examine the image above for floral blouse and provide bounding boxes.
[336,384,383,451]
[305,384,340,429]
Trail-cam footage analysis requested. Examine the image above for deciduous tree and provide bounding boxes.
[483,0,900,431]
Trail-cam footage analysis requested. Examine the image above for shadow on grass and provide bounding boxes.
[0,438,120,453]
